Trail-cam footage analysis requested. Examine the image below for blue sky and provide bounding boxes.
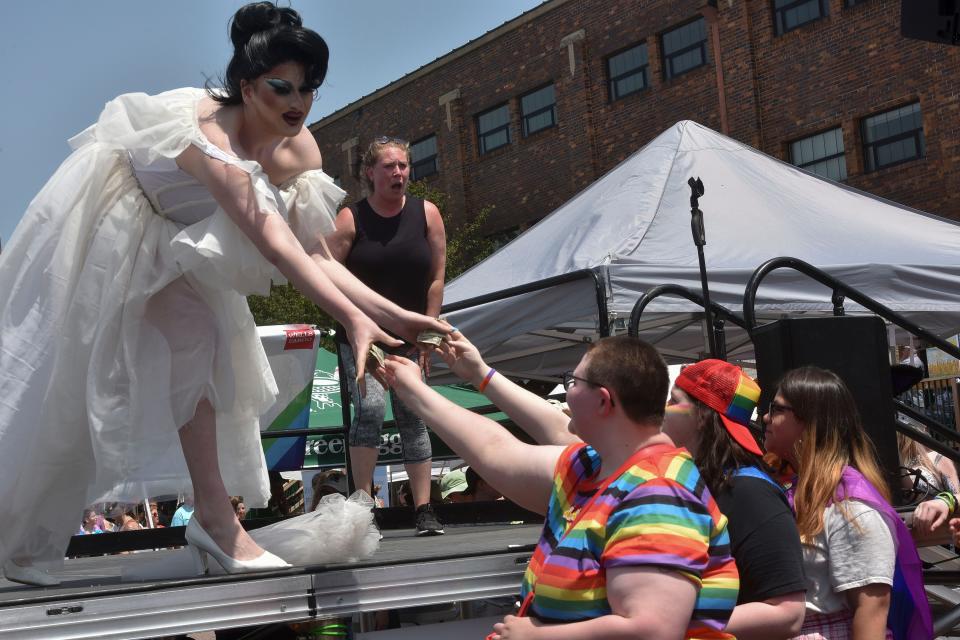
[0,0,544,244]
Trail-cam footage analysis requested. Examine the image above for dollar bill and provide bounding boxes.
[367,344,385,369]
[416,329,445,347]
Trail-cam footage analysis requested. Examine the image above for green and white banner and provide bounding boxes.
[256,325,508,471]
[304,347,508,469]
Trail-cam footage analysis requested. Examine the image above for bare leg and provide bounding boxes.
[349,445,379,497]
[179,399,264,561]
[405,460,433,508]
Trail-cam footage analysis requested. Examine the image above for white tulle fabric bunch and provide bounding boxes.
[250,491,380,567]
[123,492,379,581]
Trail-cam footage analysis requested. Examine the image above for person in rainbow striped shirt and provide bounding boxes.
[384,334,738,639]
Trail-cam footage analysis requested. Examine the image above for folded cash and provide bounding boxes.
[416,329,445,347]
[367,344,385,369]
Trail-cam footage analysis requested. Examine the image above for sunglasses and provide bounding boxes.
[373,136,408,146]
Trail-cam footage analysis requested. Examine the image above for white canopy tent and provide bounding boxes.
[434,120,960,383]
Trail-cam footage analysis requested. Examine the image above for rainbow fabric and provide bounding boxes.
[521,443,739,638]
[726,374,760,425]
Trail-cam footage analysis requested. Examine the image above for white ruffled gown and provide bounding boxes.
[0,88,373,572]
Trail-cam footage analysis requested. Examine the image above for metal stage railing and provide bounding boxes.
[627,283,749,360]
[899,378,959,431]
[742,256,960,360]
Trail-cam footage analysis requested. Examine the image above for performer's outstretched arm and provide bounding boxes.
[384,356,561,514]
[177,144,402,383]
[307,234,446,344]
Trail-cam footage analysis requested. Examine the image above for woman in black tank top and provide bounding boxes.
[327,137,447,535]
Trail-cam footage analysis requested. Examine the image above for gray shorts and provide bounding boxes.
[339,344,432,464]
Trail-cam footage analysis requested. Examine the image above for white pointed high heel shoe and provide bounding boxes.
[184,518,291,575]
[3,561,61,587]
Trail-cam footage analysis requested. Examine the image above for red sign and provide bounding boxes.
[283,325,316,350]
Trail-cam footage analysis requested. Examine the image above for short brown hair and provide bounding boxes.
[583,335,668,425]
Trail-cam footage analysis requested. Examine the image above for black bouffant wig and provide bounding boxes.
[208,2,329,105]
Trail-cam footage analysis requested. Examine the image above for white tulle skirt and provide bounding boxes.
[0,86,349,573]
[0,142,275,569]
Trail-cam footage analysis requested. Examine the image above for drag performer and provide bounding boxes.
[0,1,444,586]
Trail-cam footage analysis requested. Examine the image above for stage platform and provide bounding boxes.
[0,523,540,639]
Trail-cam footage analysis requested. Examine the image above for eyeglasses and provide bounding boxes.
[768,401,796,417]
[373,136,408,146]
[561,371,615,406]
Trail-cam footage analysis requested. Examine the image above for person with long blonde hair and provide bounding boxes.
[763,366,930,640]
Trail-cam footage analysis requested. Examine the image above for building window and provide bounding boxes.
[662,18,708,80]
[774,0,829,35]
[862,103,925,172]
[477,104,511,155]
[520,84,557,137]
[607,43,649,101]
[790,128,847,181]
[410,135,438,180]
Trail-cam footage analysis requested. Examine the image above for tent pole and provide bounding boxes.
[688,177,721,358]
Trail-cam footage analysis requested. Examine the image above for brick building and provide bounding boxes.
[309,0,960,237]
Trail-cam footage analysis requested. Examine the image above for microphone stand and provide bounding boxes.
[688,177,724,359]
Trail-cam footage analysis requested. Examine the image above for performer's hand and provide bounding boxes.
[913,497,951,535]
[347,316,401,396]
[439,330,489,386]
[388,310,450,344]
[383,354,427,397]
[489,614,543,640]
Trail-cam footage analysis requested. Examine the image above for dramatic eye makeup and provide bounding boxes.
[265,78,320,99]
[265,78,294,95]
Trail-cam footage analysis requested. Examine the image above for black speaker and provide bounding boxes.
[753,316,902,502]
[902,0,960,46]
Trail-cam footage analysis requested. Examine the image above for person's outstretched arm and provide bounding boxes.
[384,355,561,514]
[323,206,445,346]
[438,332,580,446]
[306,235,448,344]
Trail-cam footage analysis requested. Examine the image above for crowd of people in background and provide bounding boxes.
[76,495,247,533]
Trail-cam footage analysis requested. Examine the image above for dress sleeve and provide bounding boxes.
[67,88,206,163]
[826,500,896,592]
[601,478,713,585]
[278,169,347,250]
